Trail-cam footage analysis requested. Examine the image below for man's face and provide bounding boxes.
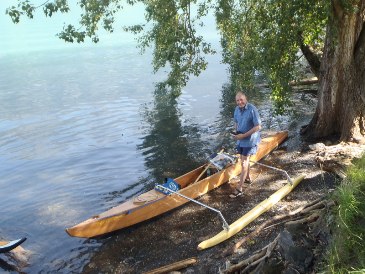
[236,95,247,108]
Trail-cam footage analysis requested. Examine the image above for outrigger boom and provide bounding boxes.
[156,184,230,231]
[250,160,293,185]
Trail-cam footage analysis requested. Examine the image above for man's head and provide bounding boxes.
[235,91,247,108]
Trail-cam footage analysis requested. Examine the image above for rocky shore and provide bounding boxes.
[2,129,363,274]
[76,128,364,273]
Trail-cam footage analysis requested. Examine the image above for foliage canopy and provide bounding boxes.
[7,0,328,112]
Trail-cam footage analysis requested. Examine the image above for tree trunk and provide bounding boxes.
[302,0,365,142]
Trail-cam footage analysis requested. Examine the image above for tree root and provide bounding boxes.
[309,141,365,178]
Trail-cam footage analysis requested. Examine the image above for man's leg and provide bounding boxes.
[238,154,250,191]
[246,161,251,183]
[230,148,251,198]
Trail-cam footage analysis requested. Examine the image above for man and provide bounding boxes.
[230,91,261,198]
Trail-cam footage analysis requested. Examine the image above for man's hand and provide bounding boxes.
[231,133,245,140]
[236,133,246,140]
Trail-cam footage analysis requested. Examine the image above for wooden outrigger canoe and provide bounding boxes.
[66,131,288,238]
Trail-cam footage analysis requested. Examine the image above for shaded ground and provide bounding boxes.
[81,130,341,274]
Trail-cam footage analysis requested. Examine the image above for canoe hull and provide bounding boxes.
[66,131,288,238]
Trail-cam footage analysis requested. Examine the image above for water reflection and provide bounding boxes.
[0,45,318,273]
[79,78,319,273]
[137,90,207,192]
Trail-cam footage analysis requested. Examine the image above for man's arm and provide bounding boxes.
[236,124,261,140]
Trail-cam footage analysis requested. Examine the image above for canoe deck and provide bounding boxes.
[66,131,288,238]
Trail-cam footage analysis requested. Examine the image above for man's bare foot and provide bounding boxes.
[229,188,243,198]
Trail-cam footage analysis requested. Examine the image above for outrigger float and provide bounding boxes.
[197,174,306,250]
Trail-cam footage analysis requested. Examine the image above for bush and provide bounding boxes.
[327,155,365,273]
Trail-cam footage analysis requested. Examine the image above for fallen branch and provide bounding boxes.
[255,78,318,89]
[300,200,331,214]
[285,200,335,228]
[241,237,278,273]
[142,257,197,274]
[289,77,318,86]
[262,215,306,232]
[221,235,279,274]
[284,212,320,227]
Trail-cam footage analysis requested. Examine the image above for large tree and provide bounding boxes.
[304,0,365,142]
[6,0,365,142]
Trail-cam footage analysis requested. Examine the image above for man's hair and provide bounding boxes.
[236,91,246,98]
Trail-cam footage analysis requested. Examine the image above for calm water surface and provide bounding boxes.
[0,36,317,273]
[0,42,225,273]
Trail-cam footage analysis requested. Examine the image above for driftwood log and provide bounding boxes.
[0,244,30,272]
[255,77,318,89]
[143,257,197,274]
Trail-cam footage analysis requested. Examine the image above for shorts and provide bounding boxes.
[236,145,258,156]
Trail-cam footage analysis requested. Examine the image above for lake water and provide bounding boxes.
[0,41,224,271]
[0,4,317,273]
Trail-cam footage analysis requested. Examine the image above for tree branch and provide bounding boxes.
[221,235,279,274]
[297,32,321,78]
